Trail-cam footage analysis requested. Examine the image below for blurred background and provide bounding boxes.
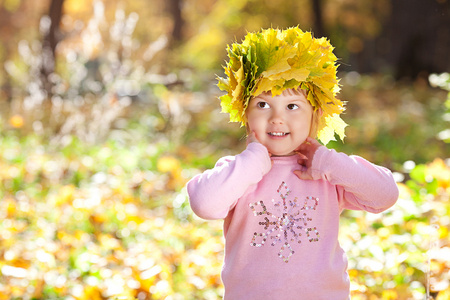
[0,0,449,299]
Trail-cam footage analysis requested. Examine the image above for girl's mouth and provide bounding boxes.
[268,132,290,137]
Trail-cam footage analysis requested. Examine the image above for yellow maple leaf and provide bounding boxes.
[269,68,310,84]
[317,114,348,145]
[231,57,245,103]
[253,77,285,97]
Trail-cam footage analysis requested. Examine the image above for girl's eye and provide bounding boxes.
[257,101,270,109]
[287,104,299,110]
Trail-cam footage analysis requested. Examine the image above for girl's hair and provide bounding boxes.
[245,88,321,140]
[309,109,321,139]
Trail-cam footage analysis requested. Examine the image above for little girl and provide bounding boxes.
[187,27,398,299]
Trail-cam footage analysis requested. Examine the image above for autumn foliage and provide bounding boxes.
[1,75,450,299]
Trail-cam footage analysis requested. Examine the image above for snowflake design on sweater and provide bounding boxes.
[249,181,320,263]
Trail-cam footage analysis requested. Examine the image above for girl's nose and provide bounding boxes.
[269,110,284,124]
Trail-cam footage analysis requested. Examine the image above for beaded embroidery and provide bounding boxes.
[249,181,320,263]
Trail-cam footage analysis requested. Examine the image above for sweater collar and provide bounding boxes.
[271,154,300,164]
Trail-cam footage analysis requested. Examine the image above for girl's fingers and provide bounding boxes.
[294,138,321,181]
[296,152,308,160]
[305,137,316,143]
[297,159,306,168]
[293,169,313,181]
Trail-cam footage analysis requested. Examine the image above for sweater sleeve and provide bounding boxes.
[310,146,399,213]
[187,142,272,220]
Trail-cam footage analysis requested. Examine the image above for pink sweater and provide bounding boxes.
[187,143,398,299]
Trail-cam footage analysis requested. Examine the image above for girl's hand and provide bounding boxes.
[246,131,260,146]
[247,131,273,161]
[293,137,322,180]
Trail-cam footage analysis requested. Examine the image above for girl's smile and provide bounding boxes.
[268,132,290,137]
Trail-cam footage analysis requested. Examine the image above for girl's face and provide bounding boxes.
[246,91,313,156]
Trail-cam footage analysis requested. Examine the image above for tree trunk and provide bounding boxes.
[311,0,325,38]
[382,0,450,80]
[40,0,64,97]
[0,7,13,101]
[167,0,184,43]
